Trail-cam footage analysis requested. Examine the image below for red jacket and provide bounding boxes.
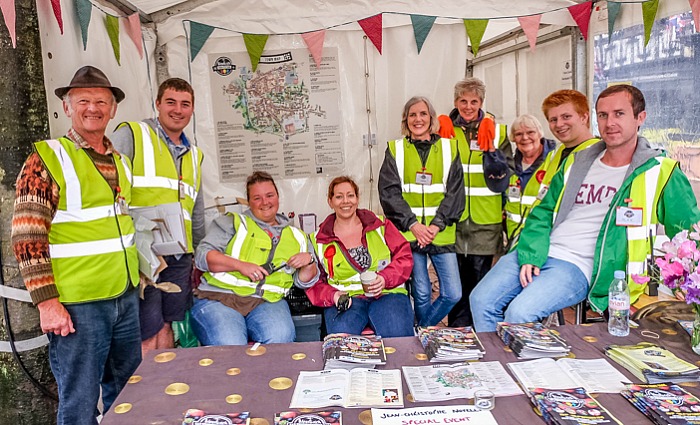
[305,209,413,307]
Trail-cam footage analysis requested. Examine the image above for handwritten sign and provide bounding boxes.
[371,405,498,425]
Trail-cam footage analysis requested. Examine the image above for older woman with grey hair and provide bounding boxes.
[378,96,465,327]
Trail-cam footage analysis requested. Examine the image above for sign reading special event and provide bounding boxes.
[209,48,344,182]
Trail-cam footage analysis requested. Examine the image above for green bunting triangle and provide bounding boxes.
[189,21,215,61]
[463,19,489,56]
[410,15,436,54]
[243,34,269,72]
[607,1,621,38]
[75,0,92,50]
[642,0,659,46]
[105,15,120,65]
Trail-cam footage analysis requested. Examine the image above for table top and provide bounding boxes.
[102,320,700,425]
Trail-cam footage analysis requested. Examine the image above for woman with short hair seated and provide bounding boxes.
[305,176,415,337]
[191,171,319,345]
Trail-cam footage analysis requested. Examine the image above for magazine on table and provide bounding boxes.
[274,411,342,425]
[622,383,700,425]
[417,326,485,362]
[507,358,629,394]
[529,387,622,425]
[371,405,497,425]
[289,368,403,409]
[496,322,570,359]
[322,333,386,370]
[182,409,250,425]
[605,342,700,384]
[402,361,522,402]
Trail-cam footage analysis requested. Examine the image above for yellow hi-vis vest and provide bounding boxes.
[310,224,407,297]
[505,170,543,241]
[203,213,308,303]
[536,138,599,206]
[34,138,139,304]
[454,122,507,224]
[626,157,677,301]
[117,121,203,252]
[387,137,458,246]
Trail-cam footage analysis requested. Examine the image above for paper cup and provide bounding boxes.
[359,271,377,295]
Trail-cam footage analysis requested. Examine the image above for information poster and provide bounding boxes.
[208,48,344,182]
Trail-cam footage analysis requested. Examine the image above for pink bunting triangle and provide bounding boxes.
[358,14,382,54]
[301,29,325,68]
[568,1,592,40]
[124,13,143,59]
[690,0,700,32]
[0,0,15,48]
[518,15,541,51]
[50,0,63,34]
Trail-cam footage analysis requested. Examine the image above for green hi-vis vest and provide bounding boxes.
[203,213,308,303]
[454,122,508,224]
[34,138,139,304]
[536,138,599,208]
[388,137,458,246]
[117,122,204,252]
[626,157,677,302]
[310,223,407,297]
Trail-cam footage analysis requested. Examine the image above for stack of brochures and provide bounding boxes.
[507,358,629,394]
[605,342,700,384]
[181,409,250,425]
[322,333,386,370]
[622,383,700,424]
[528,387,622,425]
[275,410,342,425]
[496,322,570,359]
[417,326,485,362]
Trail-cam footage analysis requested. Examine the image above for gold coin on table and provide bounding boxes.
[113,403,132,414]
[246,345,267,356]
[581,323,593,327]
[661,328,678,335]
[550,329,560,336]
[226,368,241,376]
[681,381,699,387]
[164,382,190,395]
[384,347,396,354]
[582,336,598,343]
[563,352,576,359]
[154,352,176,363]
[358,410,373,425]
[199,358,214,366]
[503,346,512,353]
[250,418,270,425]
[415,353,428,360]
[226,394,243,404]
[299,408,314,413]
[127,375,142,384]
[533,406,542,416]
[406,394,415,403]
[591,393,599,399]
[269,377,293,390]
[695,361,700,367]
[291,353,306,360]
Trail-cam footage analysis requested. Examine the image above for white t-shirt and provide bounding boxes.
[548,152,629,281]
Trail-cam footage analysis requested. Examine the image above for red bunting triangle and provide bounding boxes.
[568,1,592,40]
[50,0,63,34]
[0,0,15,48]
[301,29,326,68]
[518,15,541,51]
[124,13,143,59]
[691,0,700,32]
[358,14,382,54]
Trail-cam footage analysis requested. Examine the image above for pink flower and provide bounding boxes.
[678,240,700,261]
[631,274,651,285]
[657,257,685,280]
[690,222,700,241]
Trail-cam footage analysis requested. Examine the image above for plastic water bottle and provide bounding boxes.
[608,270,630,337]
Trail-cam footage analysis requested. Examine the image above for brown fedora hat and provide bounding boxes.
[54,65,125,103]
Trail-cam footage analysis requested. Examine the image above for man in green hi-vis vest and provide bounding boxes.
[111,78,204,355]
[471,85,700,332]
[12,66,141,424]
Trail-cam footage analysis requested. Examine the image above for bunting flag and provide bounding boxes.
[50,0,63,34]
[189,21,215,61]
[243,33,269,71]
[463,19,488,56]
[76,0,92,49]
[125,13,143,59]
[105,14,120,65]
[568,1,592,40]
[0,0,15,48]
[607,1,621,38]
[410,14,436,54]
[358,14,382,54]
[691,0,700,32]
[642,0,659,46]
[518,15,541,51]
[301,29,325,68]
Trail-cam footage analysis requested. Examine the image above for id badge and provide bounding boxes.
[536,184,549,201]
[179,180,186,199]
[415,172,433,185]
[117,197,129,215]
[469,139,482,151]
[616,206,643,227]
[507,185,521,198]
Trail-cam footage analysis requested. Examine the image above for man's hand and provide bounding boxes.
[437,115,455,139]
[411,223,436,248]
[287,252,314,270]
[519,264,540,288]
[37,298,75,336]
[477,116,496,152]
[237,260,269,281]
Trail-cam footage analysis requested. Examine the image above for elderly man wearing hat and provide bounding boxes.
[12,65,141,424]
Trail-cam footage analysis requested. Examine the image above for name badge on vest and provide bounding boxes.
[179,180,186,199]
[536,184,549,201]
[616,206,643,227]
[470,139,482,151]
[508,185,521,199]
[415,172,432,185]
[377,259,389,271]
[117,196,129,215]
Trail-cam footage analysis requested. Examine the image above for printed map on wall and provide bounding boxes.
[209,48,344,182]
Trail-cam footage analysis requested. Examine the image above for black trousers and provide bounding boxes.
[447,254,493,327]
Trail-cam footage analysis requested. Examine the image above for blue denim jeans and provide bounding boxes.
[411,252,462,327]
[48,288,141,425]
[324,293,415,337]
[190,297,296,345]
[469,251,589,332]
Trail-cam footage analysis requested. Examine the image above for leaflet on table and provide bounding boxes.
[182,409,250,424]
[529,387,622,425]
[622,383,700,424]
[289,368,403,409]
[402,361,521,402]
[605,342,700,384]
[130,202,187,256]
[507,358,629,394]
[371,405,497,425]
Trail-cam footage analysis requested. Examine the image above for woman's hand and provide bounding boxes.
[365,274,386,297]
[287,252,315,269]
[237,261,269,282]
[333,291,352,309]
